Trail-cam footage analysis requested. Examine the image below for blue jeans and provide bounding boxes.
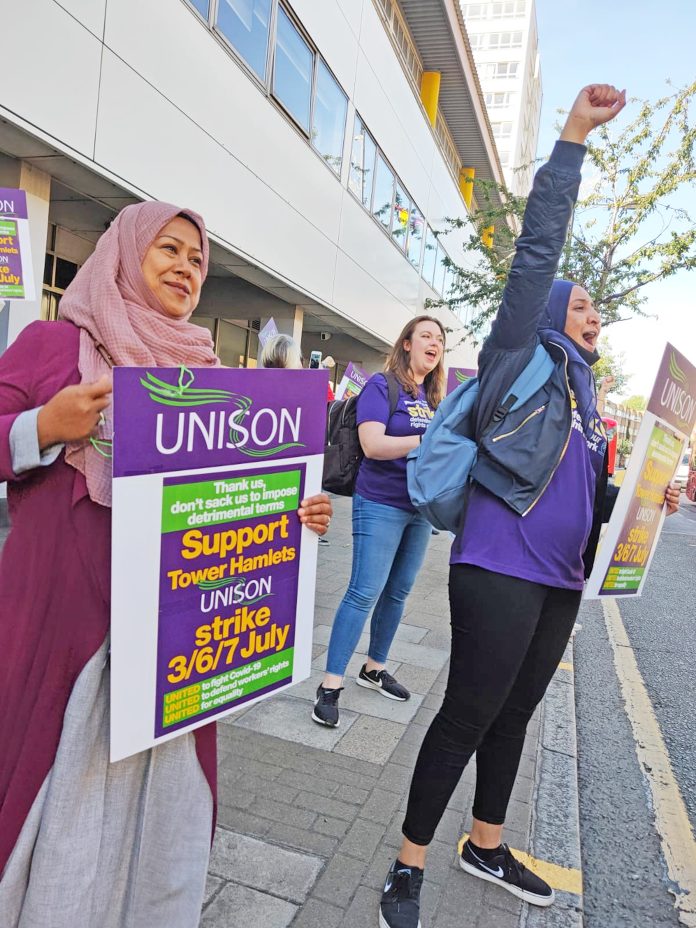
[325,494,432,676]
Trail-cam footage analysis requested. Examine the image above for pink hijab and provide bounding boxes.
[59,201,220,507]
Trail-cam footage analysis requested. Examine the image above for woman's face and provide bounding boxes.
[564,285,601,352]
[404,320,445,376]
[141,216,204,319]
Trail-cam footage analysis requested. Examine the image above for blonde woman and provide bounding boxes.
[313,316,445,727]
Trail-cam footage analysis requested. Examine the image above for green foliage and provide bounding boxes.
[592,335,629,394]
[622,394,648,411]
[432,80,696,340]
[617,438,633,458]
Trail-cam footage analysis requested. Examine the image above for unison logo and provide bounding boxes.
[141,368,305,458]
[659,352,695,429]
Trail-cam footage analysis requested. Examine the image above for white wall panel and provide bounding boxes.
[337,192,421,313]
[333,250,412,343]
[55,0,106,38]
[104,0,345,242]
[335,0,365,42]
[95,52,337,305]
[5,0,101,157]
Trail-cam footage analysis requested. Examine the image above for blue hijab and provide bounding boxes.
[538,280,605,450]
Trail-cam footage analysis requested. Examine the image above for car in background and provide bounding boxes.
[675,450,691,491]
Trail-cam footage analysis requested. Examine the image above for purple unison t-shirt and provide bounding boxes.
[451,391,605,590]
[354,374,435,511]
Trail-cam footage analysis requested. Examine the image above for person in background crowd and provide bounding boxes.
[260,332,303,370]
[379,84,680,928]
[0,202,331,928]
[312,316,445,728]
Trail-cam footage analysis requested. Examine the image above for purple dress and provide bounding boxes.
[0,321,217,927]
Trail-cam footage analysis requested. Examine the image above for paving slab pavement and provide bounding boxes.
[201,495,585,928]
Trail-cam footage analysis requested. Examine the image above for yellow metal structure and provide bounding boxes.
[482,224,495,248]
[420,72,441,127]
[459,167,475,210]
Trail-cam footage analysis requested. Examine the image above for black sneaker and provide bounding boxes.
[379,860,423,928]
[311,685,342,727]
[459,840,554,907]
[356,664,410,701]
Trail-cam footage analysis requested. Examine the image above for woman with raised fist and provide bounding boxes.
[377,84,681,928]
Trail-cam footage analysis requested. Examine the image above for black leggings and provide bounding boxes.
[402,564,580,845]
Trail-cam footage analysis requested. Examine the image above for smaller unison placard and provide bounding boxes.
[0,188,35,301]
[335,361,368,400]
[110,366,328,760]
[585,343,696,599]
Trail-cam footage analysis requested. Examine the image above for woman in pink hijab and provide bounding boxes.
[0,202,331,927]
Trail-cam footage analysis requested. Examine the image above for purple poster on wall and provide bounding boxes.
[0,188,35,301]
[110,365,328,760]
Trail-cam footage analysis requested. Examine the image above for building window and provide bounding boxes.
[468,33,483,49]
[391,181,410,251]
[444,264,457,298]
[42,227,81,322]
[491,0,526,17]
[433,242,448,295]
[487,31,523,48]
[484,91,515,108]
[372,153,395,229]
[311,59,348,174]
[495,61,519,79]
[491,120,512,138]
[349,116,377,207]
[216,0,272,80]
[187,0,210,19]
[462,3,486,18]
[422,227,438,286]
[272,6,313,132]
[498,150,510,165]
[407,207,424,268]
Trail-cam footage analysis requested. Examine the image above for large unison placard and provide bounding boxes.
[585,343,696,599]
[110,366,328,761]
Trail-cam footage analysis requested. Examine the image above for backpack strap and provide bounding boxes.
[382,372,401,419]
[486,344,555,429]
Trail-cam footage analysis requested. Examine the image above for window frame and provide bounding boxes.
[348,114,378,208]
[185,0,212,24]
[213,0,277,86]
[310,56,349,176]
[271,3,316,135]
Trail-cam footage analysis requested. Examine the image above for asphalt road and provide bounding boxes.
[575,496,696,928]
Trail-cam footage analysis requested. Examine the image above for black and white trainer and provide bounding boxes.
[460,840,554,907]
[311,685,342,727]
[357,664,410,701]
[379,860,423,928]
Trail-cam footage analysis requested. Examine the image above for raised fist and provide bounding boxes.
[562,85,626,144]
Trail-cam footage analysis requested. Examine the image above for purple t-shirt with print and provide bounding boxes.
[355,374,434,512]
[451,393,605,590]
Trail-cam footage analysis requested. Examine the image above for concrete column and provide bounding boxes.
[0,158,51,346]
[291,307,304,344]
